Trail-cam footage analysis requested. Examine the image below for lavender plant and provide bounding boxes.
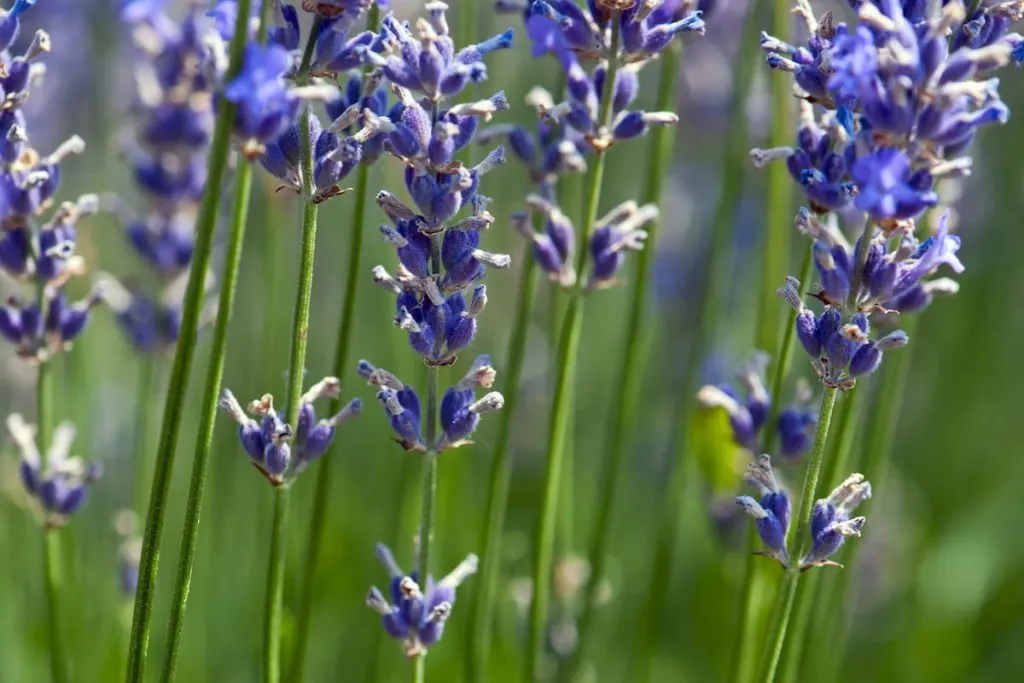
[0,7,103,680]
[346,3,516,677]
[495,2,704,677]
[733,2,1024,680]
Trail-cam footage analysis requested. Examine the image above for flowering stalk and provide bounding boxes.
[290,7,382,681]
[564,42,678,681]
[123,3,253,680]
[777,386,861,683]
[38,354,65,683]
[757,386,838,683]
[730,247,812,683]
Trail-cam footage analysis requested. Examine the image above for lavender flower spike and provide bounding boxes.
[438,354,504,450]
[736,453,791,566]
[800,472,872,570]
[219,378,359,485]
[7,413,101,527]
[367,543,478,657]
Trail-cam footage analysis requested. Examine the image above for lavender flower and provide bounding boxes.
[0,16,101,362]
[514,193,658,289]
[697,352,817,459]
[218,379,361,486]
[801,472,871,570]
[7,413,101,527]
[736,454,791,565]
[509,0,705,62]
[225,43,302,157]
[366,543,478,657]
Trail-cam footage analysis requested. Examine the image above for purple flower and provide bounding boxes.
[367,544,478,657]
[438,355,504,450]
[801,473,871,569]
[224,43,300,156]
[736,454,791,565]
[851,147,938,221]
[7,413,101,526]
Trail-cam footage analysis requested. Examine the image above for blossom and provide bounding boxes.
[218,380,360,485]
[224,43,300,157]
[7,413,101,527]
[801,473,871,569]
[366,544,478,657]
[736,454,791,565]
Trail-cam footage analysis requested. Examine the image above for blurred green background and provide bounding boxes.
[3,1,1024,682]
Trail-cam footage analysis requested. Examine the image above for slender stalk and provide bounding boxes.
[465,241,539,680]
[811,314,919,681]
[777,387,860,683]
[38,357,66,683]
[524,21,621,682]
[562,44,678,682]
[123,3,253,680]
[132,360,161,516]
[159,160,255,683]
[412,232,443,683]
[290,7,381,680]
[758,386,839,683]
[730,219,814,683]
[756,0,795,356]
[263,16,324,683]
[634,6,762,675]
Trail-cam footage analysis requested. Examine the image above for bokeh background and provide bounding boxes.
[3,1,1024,682]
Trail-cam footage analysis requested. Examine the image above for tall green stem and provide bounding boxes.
[562,44,678,682]
[159,160,255,683]
[777,387,860,683]
[811,314,918,680]
[757,386,839,683]
[412,233,443,683]
[133,360,162,516]
[123,3,252,680]
[263,16,323,683]
[38,357,66,683]
[290,7,381,681]
[465,241,539,681]
[634,7,762,676]
[524,21,621,682]
[756,0,795,356]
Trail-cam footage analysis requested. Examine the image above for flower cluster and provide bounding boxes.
[510,0,705,62]
[7,413,101,528]
[697,352,818,460]
[219,377,361,486]
[100,3,223,354]
[748,1,1024,386]
[366,543,478,658]
[736,454,871,570]
[360,356,504,453]
[513,193,656,289]
[0,12,101,361]
[356,2,513,653]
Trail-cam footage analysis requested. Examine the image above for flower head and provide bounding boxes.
[225,43,301,158]
[736,454,791,565]
[801,472,871,569]
[7,413,101,527]
[367,543,478,657]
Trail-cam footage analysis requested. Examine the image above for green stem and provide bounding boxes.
[264,17,323,683]
[133,360,159,516]
[813,315,918,680]
[159,160,255,683]
[524,21,621,682]
[730,244,814,683]
[756,0,795,357]
[290,8,380,681]
[43,528,65,683]
[123,3,253,680]
[264,486,291,683]
[412,232,443,683]
[562,44,678,683]
[757,386,839,683]
[465,241,539,681]
[777,387,860,683]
